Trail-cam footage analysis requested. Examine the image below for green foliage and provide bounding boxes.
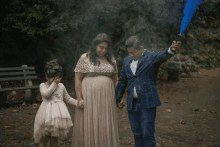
[193,0,220,28]
[0,0,63,37]
[159,62,168,76]
[195,48,220,69]
[196,33,209,42]
[49,9,84,37]
[181,51,193,56]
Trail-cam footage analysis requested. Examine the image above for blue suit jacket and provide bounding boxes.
[116,48,175,110]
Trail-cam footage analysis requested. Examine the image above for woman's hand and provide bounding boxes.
[77,99,84,108]
[75,72,84,108]
[116,99,125,109]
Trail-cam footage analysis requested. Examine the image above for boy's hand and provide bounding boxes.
[171,41,181,52]
[116,100,125,109]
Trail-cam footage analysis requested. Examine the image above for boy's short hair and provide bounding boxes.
[125,36,142,50]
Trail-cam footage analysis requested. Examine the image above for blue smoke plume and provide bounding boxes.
[180,0,203,34]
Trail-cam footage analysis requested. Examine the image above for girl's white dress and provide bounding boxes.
[34,82,81,143]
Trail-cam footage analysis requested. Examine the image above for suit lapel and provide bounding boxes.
[136,50,155,76]
[136,50,147,73]
[136,56,144,71]
[126,57,134,76]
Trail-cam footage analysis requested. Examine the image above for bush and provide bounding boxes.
[0,0,64,37]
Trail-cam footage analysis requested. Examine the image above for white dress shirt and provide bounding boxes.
[130,47,174,98]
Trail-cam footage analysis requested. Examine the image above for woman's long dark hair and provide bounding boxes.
[87,33,116,70]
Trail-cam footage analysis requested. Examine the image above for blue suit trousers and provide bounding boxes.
[128,101,157,147]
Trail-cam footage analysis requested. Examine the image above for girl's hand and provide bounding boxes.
[48,77,55,84]
[77,99,83,107]
[77,99,84,108]
[79,101,84,109]
[54,76,61,84]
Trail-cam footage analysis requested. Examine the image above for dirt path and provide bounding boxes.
[155,69,220,147]
[0,68,220,147]
[117,68,220,147]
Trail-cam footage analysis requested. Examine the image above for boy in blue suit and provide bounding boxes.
[116,36,181,147]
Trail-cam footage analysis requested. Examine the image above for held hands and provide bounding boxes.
[77,99,84,109]
[116,99,125,109]
[171,41,181,52]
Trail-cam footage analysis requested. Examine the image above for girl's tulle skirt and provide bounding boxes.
[34,100,73,143]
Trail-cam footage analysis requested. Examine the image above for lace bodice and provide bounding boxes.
[74,53,118,77]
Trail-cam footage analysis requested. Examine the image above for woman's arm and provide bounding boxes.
[115,59,128,103]
[112,73,118,90]
[75,72,84,105]
[40,82,58,99]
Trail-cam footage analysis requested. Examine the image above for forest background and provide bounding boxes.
[0,0,220,105]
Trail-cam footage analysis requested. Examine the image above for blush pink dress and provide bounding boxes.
[72,53,120,147]
[33,82,82,143]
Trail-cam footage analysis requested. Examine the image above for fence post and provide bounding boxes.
[22,65,35,103]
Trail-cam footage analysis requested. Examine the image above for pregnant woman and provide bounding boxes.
[72,33,120,147]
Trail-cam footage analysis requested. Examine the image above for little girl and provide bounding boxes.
[34,59,84,147]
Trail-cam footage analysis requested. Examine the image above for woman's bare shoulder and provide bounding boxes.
[80,53,89,59]
[111,56,117,63]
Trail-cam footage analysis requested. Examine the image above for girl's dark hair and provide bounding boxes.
[87,33,116,69]
[44,59,63,78]
[125,36,142,50]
